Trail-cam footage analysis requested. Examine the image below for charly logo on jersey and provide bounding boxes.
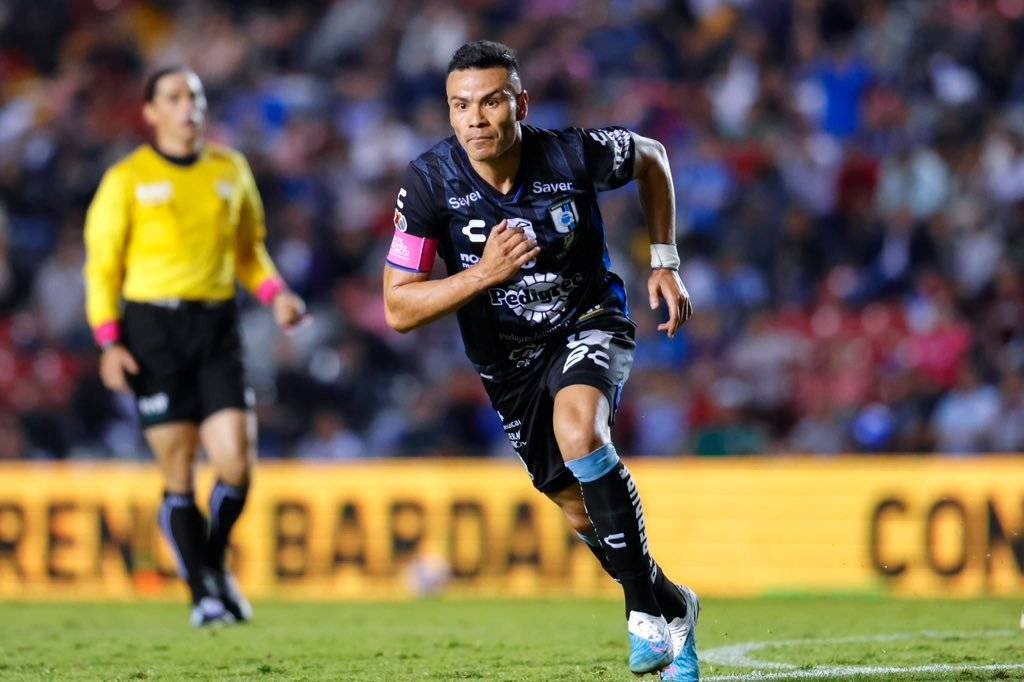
[135,182,172,205]
[462,219,486,243]
[488,272,584,323]
[215,180,234,200]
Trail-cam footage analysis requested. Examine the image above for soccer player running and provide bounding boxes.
[382,41,699,680]
[83,67,306,627]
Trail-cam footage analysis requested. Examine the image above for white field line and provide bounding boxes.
[702,628,1021,681]
[703,663,1024,681]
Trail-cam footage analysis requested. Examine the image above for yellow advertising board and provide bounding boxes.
[0,457,1022,600]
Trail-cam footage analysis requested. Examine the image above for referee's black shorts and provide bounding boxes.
[122,300,251,428]
[481,313,636,496]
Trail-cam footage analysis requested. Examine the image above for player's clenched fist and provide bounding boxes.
[475,219,540,285]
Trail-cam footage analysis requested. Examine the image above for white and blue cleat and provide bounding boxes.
[660,584,701,681]
[627,610,675,674]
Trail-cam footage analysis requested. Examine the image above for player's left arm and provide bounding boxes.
[234,154,307,331]
[631,133,693,338]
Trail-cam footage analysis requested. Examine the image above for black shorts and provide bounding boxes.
[481,313,636,495]
[121,300,251,428]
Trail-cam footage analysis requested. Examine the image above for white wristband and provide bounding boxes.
[650,243,680,270]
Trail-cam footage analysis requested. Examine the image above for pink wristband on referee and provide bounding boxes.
[93,321,120,347]
[256,278,286,305]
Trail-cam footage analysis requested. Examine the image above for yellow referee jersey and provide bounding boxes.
[83,144,281,340]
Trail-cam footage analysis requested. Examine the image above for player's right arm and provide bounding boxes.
[384,220,538,333]
[383,163,538,333]
[83,165,139,392]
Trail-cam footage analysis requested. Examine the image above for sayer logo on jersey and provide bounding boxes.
[448,190,481,209]
[488,272,584,323]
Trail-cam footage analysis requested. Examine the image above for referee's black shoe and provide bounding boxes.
[190,597,235,628]
[204,569,253,623]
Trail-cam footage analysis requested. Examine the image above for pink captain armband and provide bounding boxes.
[256,278,286,305]
[386,230,438,273]
[93,321,120,348]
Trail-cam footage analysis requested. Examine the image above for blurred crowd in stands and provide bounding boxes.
[1,0,1023,459]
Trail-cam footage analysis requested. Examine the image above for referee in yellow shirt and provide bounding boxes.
[83,66,306,627]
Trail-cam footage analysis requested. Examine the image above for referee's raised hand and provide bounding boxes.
[99,344,139,392]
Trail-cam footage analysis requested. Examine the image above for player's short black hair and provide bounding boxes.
[447,40,519,78]
[144,65,188,102]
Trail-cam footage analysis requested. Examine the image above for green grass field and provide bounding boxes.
[0,597,1021,680]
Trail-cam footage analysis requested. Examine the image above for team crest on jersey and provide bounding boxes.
[216,180,234,200]
[548,199,578,234]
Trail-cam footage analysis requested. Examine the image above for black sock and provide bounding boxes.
[567,444,660,617]
[205,480,248,572]
[652,565,687,622]
[577,528,619,580]
[159,492,210,605]
[578,527,687,620]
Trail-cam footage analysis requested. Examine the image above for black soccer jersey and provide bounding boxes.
[386,124,636,374]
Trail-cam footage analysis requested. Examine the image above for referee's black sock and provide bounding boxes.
[567,443,661,617]
[205,480,248,572]
[578,527,687,621]
[159,492,210,605]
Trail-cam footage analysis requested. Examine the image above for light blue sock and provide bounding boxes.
[566,442,620,483]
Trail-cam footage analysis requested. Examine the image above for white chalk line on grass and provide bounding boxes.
[702,628,1022,681]
[703,663,1024,681]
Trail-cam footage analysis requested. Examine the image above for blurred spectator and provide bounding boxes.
[989,372,1024,452]
[789,399,844,455]
[296,412,366,460]
[931,365,1000,454]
